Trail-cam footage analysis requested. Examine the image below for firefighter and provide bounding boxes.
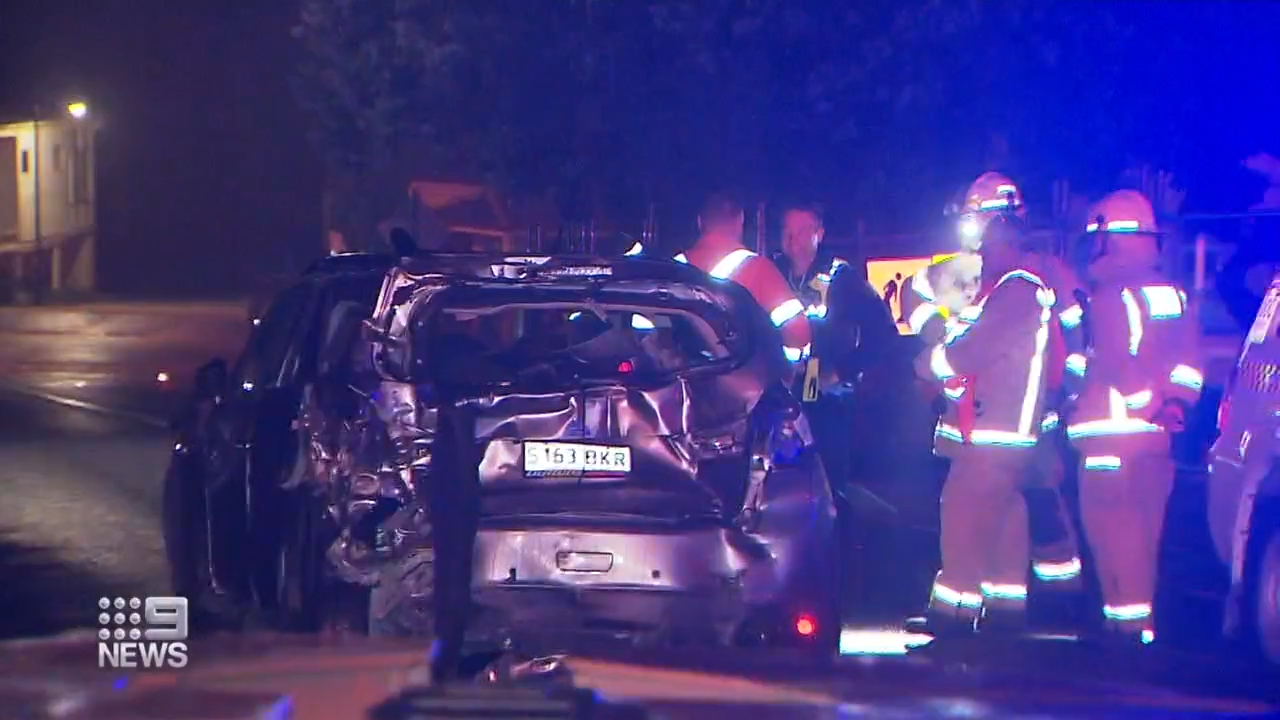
[678,194,813,368]
[909,173,1086,595]
[1065,189,1204,646]
[914,214,1057,634]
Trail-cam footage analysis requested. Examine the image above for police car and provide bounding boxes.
[1206,272,1280,667]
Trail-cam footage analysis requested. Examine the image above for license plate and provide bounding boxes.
[523,441,631,476]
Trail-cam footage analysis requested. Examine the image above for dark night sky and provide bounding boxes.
[1,0,323,297]
[1,1,1277,295]
[1103,2,1280,211]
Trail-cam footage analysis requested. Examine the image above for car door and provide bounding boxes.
[244,273,390,612]
[202,280,319,601]
[1209,275,1280,572]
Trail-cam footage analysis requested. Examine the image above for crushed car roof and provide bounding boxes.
[306,251,727,289]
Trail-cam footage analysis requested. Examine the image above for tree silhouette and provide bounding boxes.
[291,0,1137,235]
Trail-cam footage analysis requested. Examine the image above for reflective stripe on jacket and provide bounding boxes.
[677,248,812,363]
[1065,271,1203,455]
[914,267,1056,453]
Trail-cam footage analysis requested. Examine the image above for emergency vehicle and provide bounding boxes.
[1205,263,1280,667]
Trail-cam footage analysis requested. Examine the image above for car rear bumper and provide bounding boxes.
[467,525,785,647]
[473,525,758,591]
[469,583,745,648]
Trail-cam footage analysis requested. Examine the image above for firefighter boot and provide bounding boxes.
[976,605,1028,637]
[1025,487,1084,593]
[919,610,978,640]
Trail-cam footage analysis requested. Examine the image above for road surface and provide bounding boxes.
[0,388,173,638]
[0,302,248,638]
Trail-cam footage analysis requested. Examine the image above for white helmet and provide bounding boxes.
[1085,189,1161,272]
[953,172,1027,251]
[1086,189,1159,235]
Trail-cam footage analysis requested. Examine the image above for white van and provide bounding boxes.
[1206,272,1280,666]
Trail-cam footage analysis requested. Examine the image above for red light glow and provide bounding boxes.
[617,361,634,373]
[795,615,816,637]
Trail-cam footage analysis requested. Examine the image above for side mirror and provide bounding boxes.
[194,358,228,400]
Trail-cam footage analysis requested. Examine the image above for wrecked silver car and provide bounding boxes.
[165,252,841,654]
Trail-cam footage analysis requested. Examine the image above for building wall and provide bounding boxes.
[0,118,97,243]
[0,137,16,239]
[0,118,99,296]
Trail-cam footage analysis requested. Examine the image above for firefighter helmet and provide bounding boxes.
[963,172,1025,215]
[1085,189,1159,235]
[1084,190,1161,274]
[953,172,1027,251]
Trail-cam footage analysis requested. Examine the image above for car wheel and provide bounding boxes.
[1251,524,1280,667]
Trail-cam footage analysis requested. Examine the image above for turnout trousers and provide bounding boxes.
[929,444,1033,626]
[1075,442,1174,641]
[1026,429,1084,588]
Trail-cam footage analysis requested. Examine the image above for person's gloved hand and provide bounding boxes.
[822,371,858,396]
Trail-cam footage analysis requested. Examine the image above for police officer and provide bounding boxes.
[915,214,1057,634]
[771,202,898,485]
[1065,190,1204,647]
[773,202,877,385]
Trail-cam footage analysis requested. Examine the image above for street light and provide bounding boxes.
[67,101,88,119]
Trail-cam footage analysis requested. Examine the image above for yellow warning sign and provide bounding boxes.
[865,255,938,334]
[803,357,821,402]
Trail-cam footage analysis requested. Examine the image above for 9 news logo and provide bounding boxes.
[96,596,189,669]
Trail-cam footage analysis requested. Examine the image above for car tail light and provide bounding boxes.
[795,614,816,637]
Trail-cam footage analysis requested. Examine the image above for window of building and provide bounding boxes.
[20,151,29,174]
